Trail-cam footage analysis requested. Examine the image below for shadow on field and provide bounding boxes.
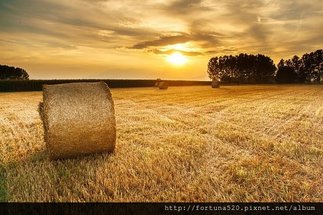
[0,164,7,202]
[6,150,114,201]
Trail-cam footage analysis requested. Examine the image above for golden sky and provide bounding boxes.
[1,0,322,80]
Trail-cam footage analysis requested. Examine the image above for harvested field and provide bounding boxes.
[0,85,322,202]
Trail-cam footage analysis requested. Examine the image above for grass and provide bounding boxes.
[0,85,322,202]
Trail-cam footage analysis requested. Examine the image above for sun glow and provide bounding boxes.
[167,52,188,66]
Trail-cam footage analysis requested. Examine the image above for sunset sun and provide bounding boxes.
[167,52,188,66]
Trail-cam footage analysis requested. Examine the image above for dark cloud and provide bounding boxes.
[165,0,208,14]
[130,31,222,54]
[130,34,191,49]
[0,0,159,51]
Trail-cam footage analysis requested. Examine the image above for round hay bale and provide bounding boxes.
[155,78,162,87]
[42,81,116,159]
[211,80,220,88]
[158,81,168,89]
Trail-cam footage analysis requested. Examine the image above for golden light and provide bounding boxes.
[168,43,187,51]
[166,52,188,66]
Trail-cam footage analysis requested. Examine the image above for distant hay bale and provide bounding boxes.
[42,82,116,159]
[211,80,220,88]
[155,78,162,87]
[158,81,168,89]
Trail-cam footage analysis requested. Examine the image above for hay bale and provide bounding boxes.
[211,80,220,88]
[42,82,116,159]
[158,81,168,89]
[155,78,162,87]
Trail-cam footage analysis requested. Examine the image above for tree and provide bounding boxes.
[207,57,221,81]
[291,55,300,73]
[277,59,285,70]
[0,65,29,80]
[275,66,298,83]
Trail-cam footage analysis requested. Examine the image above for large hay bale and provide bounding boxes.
[211,80,220,88]
[42,82,116,159]
[158,81,168,89]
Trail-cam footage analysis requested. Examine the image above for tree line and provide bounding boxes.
[208,49,323,84]
[208,54,276,83]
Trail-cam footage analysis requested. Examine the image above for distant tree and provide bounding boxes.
[207,57,221,81]
[275,66,298,83]
[0,65,29,80]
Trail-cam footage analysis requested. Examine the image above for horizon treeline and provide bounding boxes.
[0,79,212,92]
[0,49,322,85]
[208,49,323,84]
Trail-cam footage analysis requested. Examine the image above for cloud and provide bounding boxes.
[164,0,208,14]
[150,49,204,56]
[206,48,237,55]
[129,31,223,55]
[130,34,191,49]
[0,0,322,79]
[1,0,321,54]
[270,0,323,21]
[0,0,157,48]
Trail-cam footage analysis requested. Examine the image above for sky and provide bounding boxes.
[0,0,322,80]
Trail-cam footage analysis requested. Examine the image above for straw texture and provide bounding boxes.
[42,82,116,159]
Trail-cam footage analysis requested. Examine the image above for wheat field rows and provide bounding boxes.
[0,85,322,202]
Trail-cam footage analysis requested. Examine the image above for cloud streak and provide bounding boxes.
[130,35,191,49]
[150,49,204,56]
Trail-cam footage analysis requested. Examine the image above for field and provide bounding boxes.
[0,85,322,202]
